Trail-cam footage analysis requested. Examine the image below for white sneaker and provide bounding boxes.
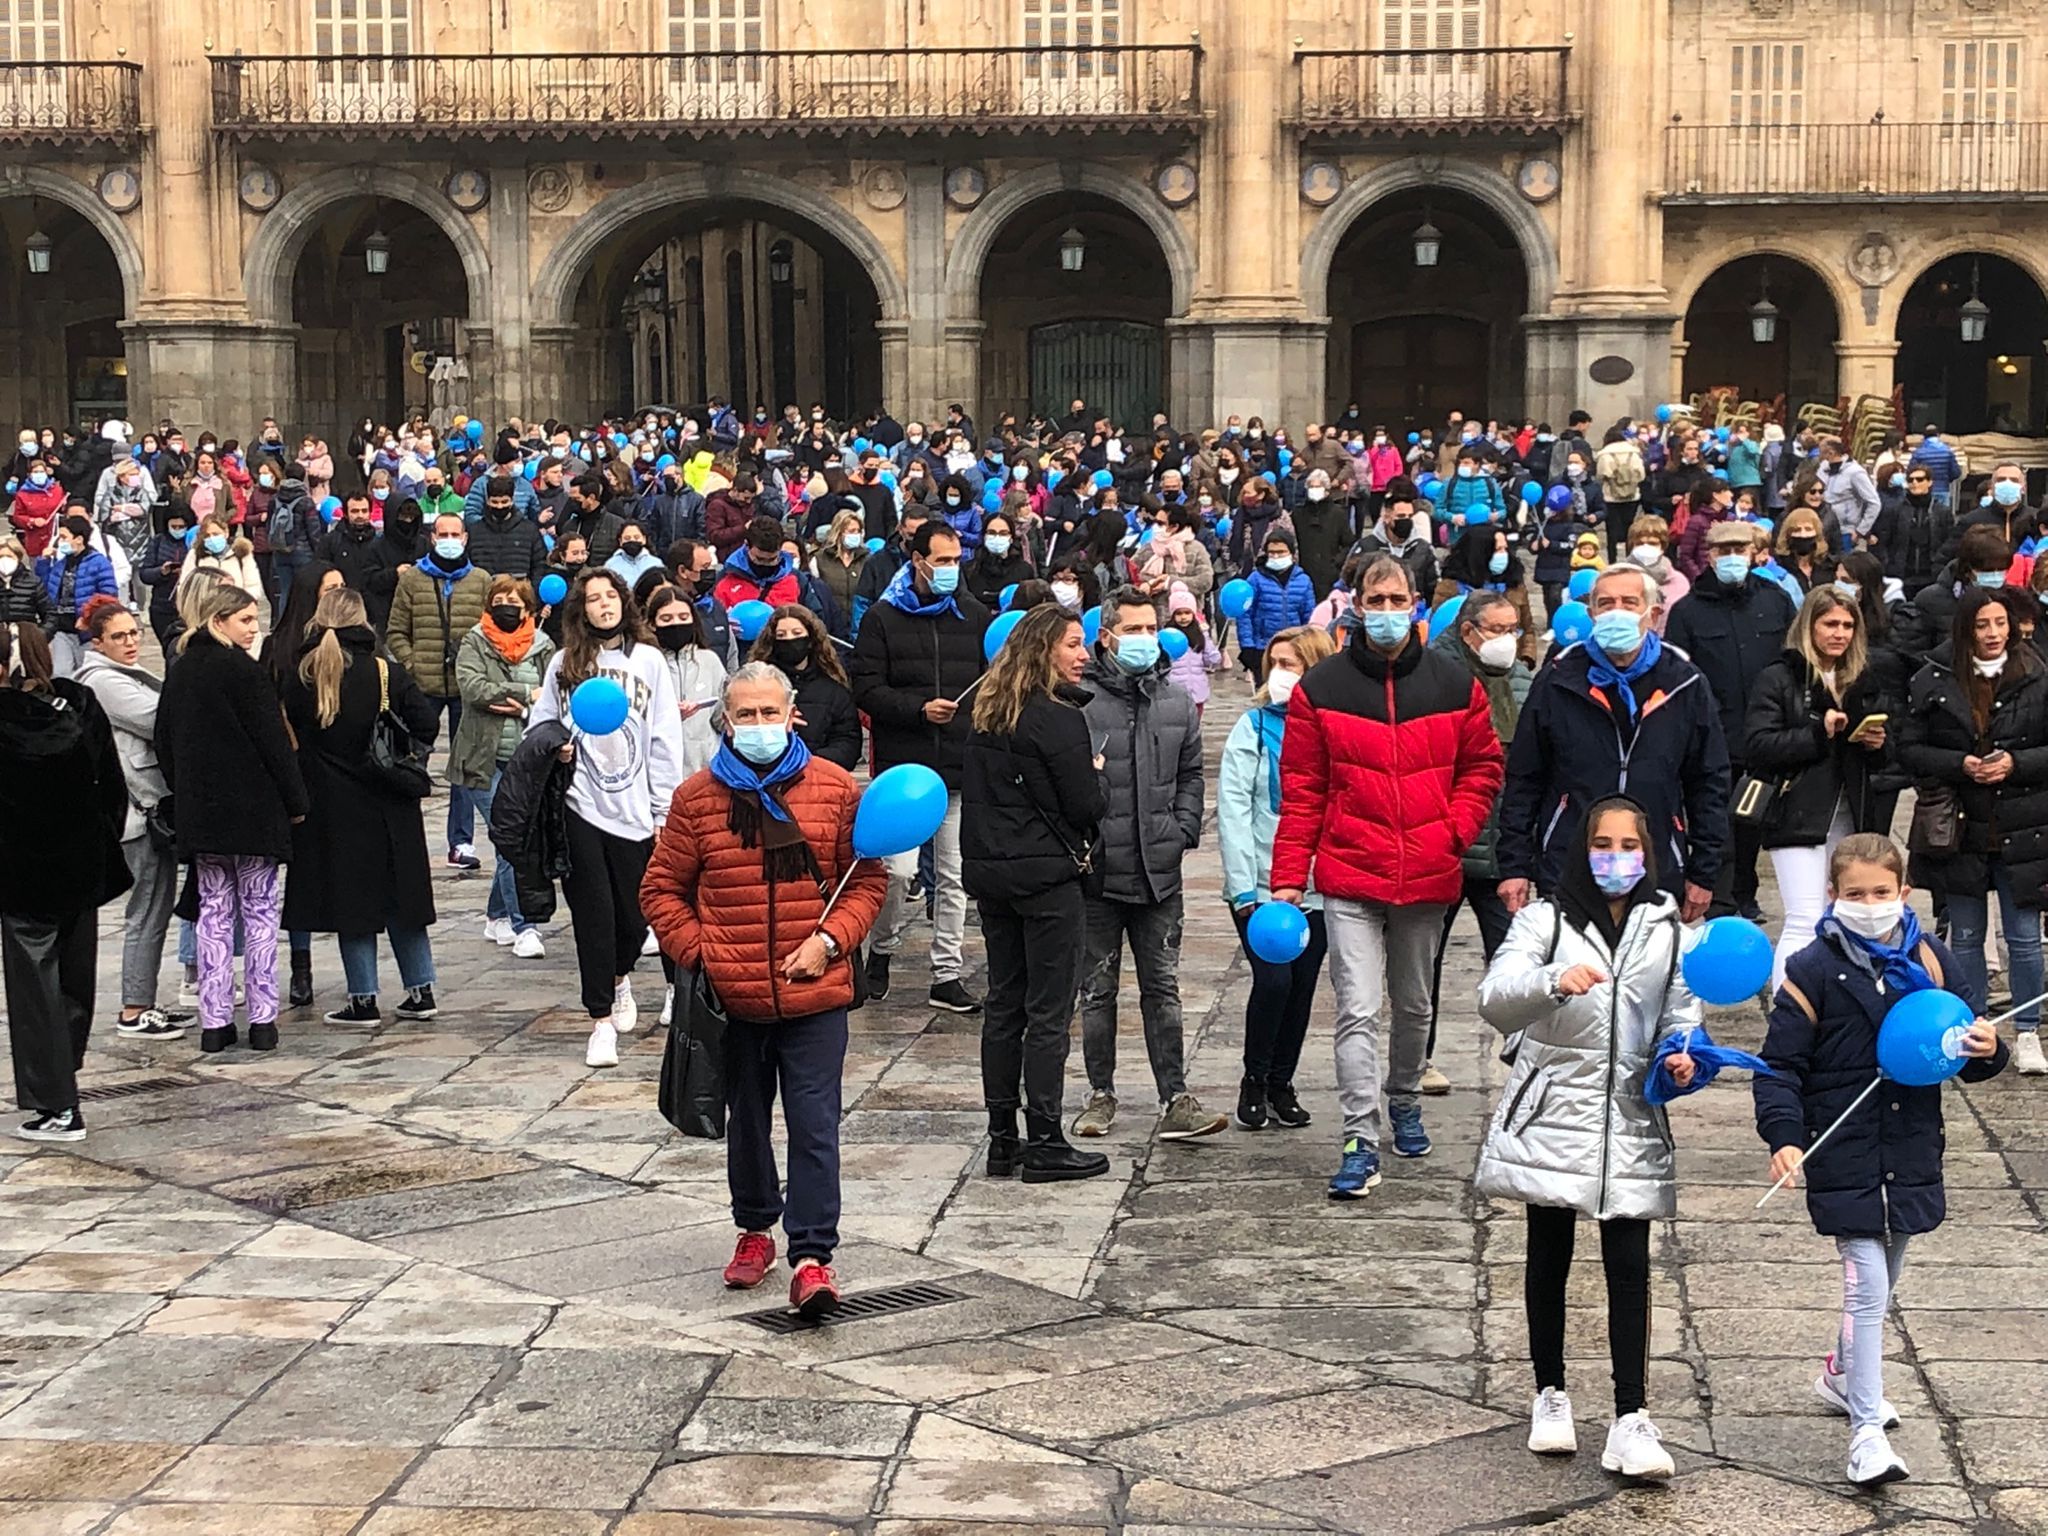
[659,984,674,1027]
[585,1021,619,1068]
[1846,1425,1910,1487]
[482,917,514,946]
[612,978,638,1034]
[1600,1412,1673,1481]
[511,928,545,960]
[1528,1387,1576,1455]
[1815,1354,1899,1428]
[641,927,659,957]
[2015,1030,2048,1076]
[177,976,198,1009]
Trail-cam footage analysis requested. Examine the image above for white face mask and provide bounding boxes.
[0,557,16,579]
[1265,667,1301,707]
[1832,898,1904,941]
[1476,633,1519,671]
[1050,581,1081,610]
[1306,487,1327,502]
[1628,544,1661,566]
[1266,553,1294,572]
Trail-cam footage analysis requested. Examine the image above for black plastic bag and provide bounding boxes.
[659,966,728,1139]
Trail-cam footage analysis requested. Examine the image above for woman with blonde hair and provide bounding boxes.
[1776,497,1835,597]
[808,506,867,641]
[282,587,442,1025]
[960,601,1109,1183]
[1219,623,1337,1130]
[179,512,269,647]
[1743,586,1890,986]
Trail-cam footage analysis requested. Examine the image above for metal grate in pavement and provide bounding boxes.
[739,1279,970,1334]
[77,1075,196,1103]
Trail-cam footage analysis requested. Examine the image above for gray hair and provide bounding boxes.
[1357,554,1416,597]
[1459,590,1516,630]
[1595,562,1663,610]
[1306,467,1331,488]
[720,660,794,712]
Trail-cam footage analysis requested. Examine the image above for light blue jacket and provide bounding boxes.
[1217,702,1321,912]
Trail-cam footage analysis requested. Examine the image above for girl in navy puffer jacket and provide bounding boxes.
[1754,833,2006,1488]
[1236,527,1315,679]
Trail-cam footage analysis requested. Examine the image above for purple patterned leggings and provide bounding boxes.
[194,855,282,1030]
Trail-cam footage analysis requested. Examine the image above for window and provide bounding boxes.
[1943,40,2019,125]
[669,0,767,85]
[1378,0,1484,116]
[1023,0,1120,81]
[312,0,411,92]
[1378,0,1481,52]
[1728,42,1804,134]
[0,0,62,62]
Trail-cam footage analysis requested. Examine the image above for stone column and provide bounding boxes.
[941,321,985,430]
[140,0,221,306]
[1835,339,1901,405]
[482,173,530,426]
[901,162,948,420]
[1668,337,1691,403]
[122,321,298,439]
[877,319,910,422]
[527,324,581,425]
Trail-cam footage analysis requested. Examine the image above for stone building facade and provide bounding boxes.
[3,0,2046,444]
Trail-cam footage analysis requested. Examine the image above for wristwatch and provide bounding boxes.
[819,932,842,961]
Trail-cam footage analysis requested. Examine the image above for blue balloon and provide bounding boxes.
[1081,605,1102,647]
[318,495,341,523]
[730,600,773,642]
[537,573,568,606]
[1092,469,1113,490]
[877,467,898,490]
[1655,404,1673,424]
[1137,525,1155,546]
[1000,582,1020,611]
[1260,470,1277,486]
[853,763,948,860]
[1552,599,1592,646]
[466,420,484,447]
[1428,593,1466,639]
[1215,515,1232,541]
[1246,901,1310,964]
[865,537,884,553]
[1219,579,1254,620]
[1681,917,1773,1006]
[852,437,871,454]
[655,454,676,471]
[1567,568,1597,601]
[1877,988,1975,1086]
[522,459,538,481]
[1407,431,1420,445]
[569,676,630,736]
[981,481,1003,511]
[1754,518,1774,535]
[1159,625,1190,661]
[1546,484,1575,513]
[983,607,1026,662]
[1715,425,1731,442]
[1712,467,1729,480]
[1419,475,1444,504]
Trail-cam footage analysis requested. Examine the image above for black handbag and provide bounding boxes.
[144,793,175,854]
[1729,772,1787,828]
[1908,783,1963,854]
[658,966,728,1140]
[366,657,433,800]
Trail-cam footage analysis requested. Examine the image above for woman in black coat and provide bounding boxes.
[960,603,1109,1186]
[963,511,1034,612]
[278,588,441,1026]
[748,603,861,770]
[1897,586,2048,1060]
[1742,588,1892,988]
[155,582,310,1053]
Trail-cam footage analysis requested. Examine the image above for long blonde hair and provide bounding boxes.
[973,603,1080,737]
[1789,586,1866,699]
[176,578,255,653]
[1258,624,1335,702]
[297,588,372,728]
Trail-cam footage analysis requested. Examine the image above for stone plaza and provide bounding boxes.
[0,671,2044,1535]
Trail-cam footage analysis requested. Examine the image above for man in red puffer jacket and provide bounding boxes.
[1270,553,1503,1200]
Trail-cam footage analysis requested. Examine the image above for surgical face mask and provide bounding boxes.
[372,488,389,502]
[926,562,960,595]
[1112,631,1160,672]
[551,445,568,460]
[0,557,16,579]
[1217,467,1239,485]
[1456,464,1477,479]
[1832,897,1904,941]
[1832,580,1861,601]
[1265,667,1301,707]
[1713,553,1752,586]
[984,534,1012,558]
[1629,544,1661,566]
[1476,633,1518,670]
[1888,474,1905,491]
[1373,434,1388,447]
[1589,848,1645,897]
[434,538,466,562]
[1266,553,1294,573]
[1361,610,1411,648]
[1975,569,2008,588]
[27,470,47,487]
[944,494,962,509]
[841,531,861,551]
[731,722,789,765]
[203,535,228,556]
[1306,487,1327,502]
[1567,465,1586,481]
[1591,609,1644,654]
[1012,464,1028,482]
[1994,480,2024,507]
[258,473,275,489]
[1050,581,1081,610]
[1487,552,1509,576]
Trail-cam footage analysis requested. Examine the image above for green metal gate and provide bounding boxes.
[1029,320,1163,430]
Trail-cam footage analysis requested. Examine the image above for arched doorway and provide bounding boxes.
[1896,253,2048,435]
[0,198,131,430]
[1322,188,1530,432]
[977,193,1170,431]
[288,199,470,442]
[1682,256,1839,422]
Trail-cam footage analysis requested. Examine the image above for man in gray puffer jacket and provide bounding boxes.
[1071,587,1228,1142]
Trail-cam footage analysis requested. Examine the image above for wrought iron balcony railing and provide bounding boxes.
[1665,121,2048,200]
[210,47,1202,140]
[0,61,143,146]
[1292,47,1570,134]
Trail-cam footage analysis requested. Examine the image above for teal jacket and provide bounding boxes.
[1218,702,1321,912]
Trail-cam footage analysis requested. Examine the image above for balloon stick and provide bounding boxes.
[1980,989,2048,1032]
[1755,1074,1880,1210]
[950,675,986,707]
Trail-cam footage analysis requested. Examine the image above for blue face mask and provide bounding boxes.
[434,538,466,562]
[926,563,960,595]
[202,535,228,556]
[1713,554,1751,587]
[731,723,789,765]
[1487,552,1509,576]
[1591,610,1644,654]
[1361,610,1412,649]
[1994,480,2023,507]
[1113,632,1160,672]
[984,534,1012,558]
[1975,569,2008,588]
[1832,580,1861,600]
[372,488,389,502]
[1589,848,1646,897]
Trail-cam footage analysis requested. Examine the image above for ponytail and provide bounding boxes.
[298,624,349,728]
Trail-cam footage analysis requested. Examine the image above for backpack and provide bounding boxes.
[269,493,299,552]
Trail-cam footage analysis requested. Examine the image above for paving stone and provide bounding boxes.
[1902,1308,2048,1361]
[217,1343,506,1446]
[445,1346,719,1448]
[1091,1257,1475,1311]
[176,1255,405,1301]
[825,1317,1208,1400]
[1164,1305,1477,1362]
[0,1503,113,1535]
[1990,1488,2048,1534]
[330,1300,555,1347]
[304,1166,632,1241]
[100,1505,366,1535]
[635,1454,883,1517]
[1710,1414,1960,1485]
[393,1447,660,1509]
[676,1397,915,1457]
[391,1193,725,1267]
[0,1289,162,1337]
[0,1336,306,1441]
[0,1251,212,1293]
[144,1443,415,1504]
[1953,1417,2048,1485]
[903,1413,1082,1464]
[1525,1466,1879,1535]
[140,1296,346,1339]
[881,1461,1122,1523]
[359,1513,615,1536]
[0,1438,185,1498]
[615,1518,853,1536]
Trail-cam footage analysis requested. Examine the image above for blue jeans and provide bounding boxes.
[337,927,437,999]
[1947,856,2043,1029]
[423,695,476,850]
[472,767,529,932]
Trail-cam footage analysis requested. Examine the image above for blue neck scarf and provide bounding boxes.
[1253,702,1287,812]
[1824,904,1934,994]
[1584,628,1663,721]
[881,559,960,620]
[708,732,812,823]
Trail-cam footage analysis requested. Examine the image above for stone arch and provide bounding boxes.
[944,163,1196,319]
[531,168,908,328]
[1669,240,1853,338]
[1301,161,1557,319]
[242,166,491,326]
[0,165,143,314]
[1878,235,2048,337]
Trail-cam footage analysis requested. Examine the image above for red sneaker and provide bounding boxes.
[789,1260,841,1319]
[723,1231,777,1289]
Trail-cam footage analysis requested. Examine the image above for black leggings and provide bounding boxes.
[562,810,651,1018]
[1524,1204,1651,1417]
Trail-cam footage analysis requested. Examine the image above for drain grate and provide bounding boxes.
[77,1075,196,1103]
[739,1279,970,1334]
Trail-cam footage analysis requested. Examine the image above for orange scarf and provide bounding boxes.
[482,615,536,665]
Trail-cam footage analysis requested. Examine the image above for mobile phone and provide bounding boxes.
[1851,713,1888,735]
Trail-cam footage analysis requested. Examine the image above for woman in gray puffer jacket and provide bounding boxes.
[1474,796,1702,1481]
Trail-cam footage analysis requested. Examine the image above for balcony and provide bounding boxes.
[0,61,143,148]
[1665,122,2048,202]
[210,48,1202,143]
[1291,47,1571,136]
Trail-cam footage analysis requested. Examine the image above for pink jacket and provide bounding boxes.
[1364,443,1404,491]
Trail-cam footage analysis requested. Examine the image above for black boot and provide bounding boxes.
[986,1106,1023,1178]
[288,950,313,1009]
[1021,1112,1110,1184]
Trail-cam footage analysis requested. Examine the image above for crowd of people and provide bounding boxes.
[0,396,2036,1487]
